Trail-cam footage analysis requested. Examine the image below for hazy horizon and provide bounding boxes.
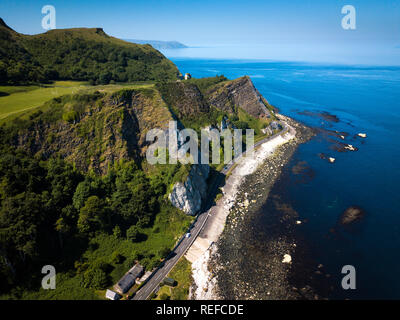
[161,43,400,66]
[1,0,399,66]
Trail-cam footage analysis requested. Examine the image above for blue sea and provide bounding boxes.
[166,55,400,299]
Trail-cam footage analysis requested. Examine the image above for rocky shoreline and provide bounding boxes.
[187,116,315,299]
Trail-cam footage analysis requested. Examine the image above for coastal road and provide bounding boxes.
[132,123,289,300]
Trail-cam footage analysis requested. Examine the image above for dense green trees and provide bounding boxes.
[126,225,140,242]
[0,141,178,294]
[0,23,178,85]
[77,196,107,234]
[158,246,171,260]
[0,106,189,295]
[0,26,46,84]
[111,167,158,226]
[81,267,109,290]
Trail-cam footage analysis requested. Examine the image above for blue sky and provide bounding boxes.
[1,0,400,64]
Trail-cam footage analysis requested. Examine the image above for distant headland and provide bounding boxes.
[124,39,188,50]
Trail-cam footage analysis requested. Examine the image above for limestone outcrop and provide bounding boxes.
[168,164,210,215]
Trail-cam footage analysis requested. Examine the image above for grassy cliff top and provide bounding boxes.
[0,18,179,85]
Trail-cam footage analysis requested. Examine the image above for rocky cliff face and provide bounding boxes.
[168,164,210,215]
[156,81,210,119]
[15,88,174,174]
[166,77,278,215]
[12,74,276,215]
[207,76,272,118]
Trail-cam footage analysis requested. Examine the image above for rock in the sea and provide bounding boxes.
[298,110,339,123]
[339,206,365,225]
[330,140,359,153]
[344,144,357,151]
[169,164,210,215]
[319,153,336,163]
[282,254,292,264]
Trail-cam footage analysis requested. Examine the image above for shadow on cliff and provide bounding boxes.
[202,166,227,212]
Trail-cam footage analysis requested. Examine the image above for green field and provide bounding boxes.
[0,81,155,121]
[153,257,193,300]
[0,81,87,119]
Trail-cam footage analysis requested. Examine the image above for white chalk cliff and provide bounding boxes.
[168,164,210,215]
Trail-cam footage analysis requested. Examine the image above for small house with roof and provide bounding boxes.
[105,289,121,300]
[116,263,144,294]
[163,277,176,287]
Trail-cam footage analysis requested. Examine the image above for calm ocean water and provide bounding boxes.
[167,56,400,299]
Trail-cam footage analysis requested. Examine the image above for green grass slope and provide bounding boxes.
[0,18,179,85]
